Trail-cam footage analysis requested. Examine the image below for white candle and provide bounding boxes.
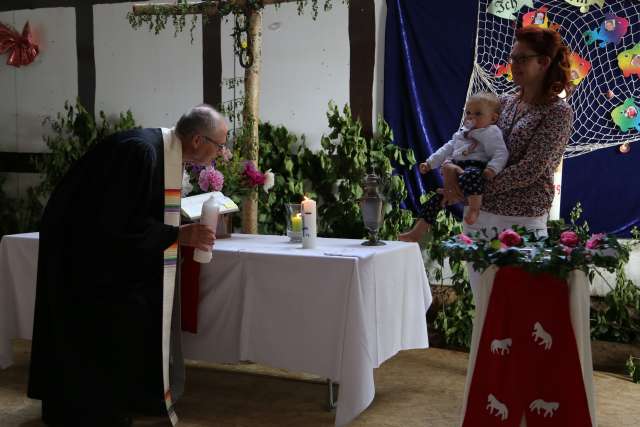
[301,196,317,249]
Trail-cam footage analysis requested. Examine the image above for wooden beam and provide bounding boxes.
[132,0,296,16]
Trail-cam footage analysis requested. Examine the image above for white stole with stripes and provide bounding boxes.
[161,128,182,425]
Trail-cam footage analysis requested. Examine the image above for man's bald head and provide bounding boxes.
[175,104,226,142]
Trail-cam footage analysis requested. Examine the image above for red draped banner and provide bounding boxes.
[462,266,591,426]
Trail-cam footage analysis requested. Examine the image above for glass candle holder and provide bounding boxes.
[285,203,303,243]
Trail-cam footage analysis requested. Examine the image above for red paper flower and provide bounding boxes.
[498,229,522,247]
[0,21,39,67]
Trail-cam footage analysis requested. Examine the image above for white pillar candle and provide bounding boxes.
[194,196,220,263]
[301,196,317,249]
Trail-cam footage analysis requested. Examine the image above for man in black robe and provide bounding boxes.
[27,105,228,427]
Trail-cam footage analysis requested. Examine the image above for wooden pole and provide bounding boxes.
[241,8,262,234]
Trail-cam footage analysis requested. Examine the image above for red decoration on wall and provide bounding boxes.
[0,21,39,67]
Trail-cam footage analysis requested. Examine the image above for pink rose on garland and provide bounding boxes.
[242,161,266,186]
[198,166,224,192]
[498,229,522,247]
[560,230,580,247]
[458,233,474,245]
[562,245,574,256]
[586,233,606,249]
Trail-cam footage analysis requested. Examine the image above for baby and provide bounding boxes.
[399,92,508,242]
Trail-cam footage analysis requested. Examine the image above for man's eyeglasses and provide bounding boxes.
[508,54,542,65]
[199,134,227,149]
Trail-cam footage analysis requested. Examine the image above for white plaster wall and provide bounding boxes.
[221,2,350,150]
[0,7,77,197]
[94,2,203,128]
[2,1,388,197]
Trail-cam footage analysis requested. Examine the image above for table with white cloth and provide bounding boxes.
[0,233,432,427]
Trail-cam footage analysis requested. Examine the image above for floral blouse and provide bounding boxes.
[482,94,574,217]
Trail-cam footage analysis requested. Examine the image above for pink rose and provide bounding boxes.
[586,233,606,250]
[560,231,580,247]
[498,229,522,247]
[458,233,474,245]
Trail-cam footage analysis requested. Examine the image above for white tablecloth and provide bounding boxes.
[0,233,431,427]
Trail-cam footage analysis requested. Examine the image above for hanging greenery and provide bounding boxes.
[127,0,346,66]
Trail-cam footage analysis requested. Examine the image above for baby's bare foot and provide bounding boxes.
[399,230,421,243]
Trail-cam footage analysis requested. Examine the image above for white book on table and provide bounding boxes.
[181,191,239,221]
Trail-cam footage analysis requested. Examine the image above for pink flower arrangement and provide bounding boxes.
[560,231,580,247]
[242,161,266,187]
[586,233,606,250]
[498,229,522,247]
[198,166,224,192]
[458,233,474,245]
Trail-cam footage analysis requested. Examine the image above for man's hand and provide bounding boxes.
[440,163,465,206]
[179,223,215,251]
[418,162,431,174]
[483,168,497,180]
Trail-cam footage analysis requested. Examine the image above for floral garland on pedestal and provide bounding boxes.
[441,205,638,281]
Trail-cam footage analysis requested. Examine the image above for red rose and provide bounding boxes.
[560,231,580,247]
[498,229,522,247]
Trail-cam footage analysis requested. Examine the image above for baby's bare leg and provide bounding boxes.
[464,195,482,225]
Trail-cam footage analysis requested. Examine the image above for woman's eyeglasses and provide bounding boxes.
[508,54,542,65]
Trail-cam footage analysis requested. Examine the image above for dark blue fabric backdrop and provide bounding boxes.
[561,146,640,236]
[384,0,478,217]
[384,0,639,237]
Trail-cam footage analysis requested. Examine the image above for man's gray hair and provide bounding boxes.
[175,104,224,140]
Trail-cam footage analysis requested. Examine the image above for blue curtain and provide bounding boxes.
[384,0,639,237]
[561,146,640,236]
[384,0,478,217]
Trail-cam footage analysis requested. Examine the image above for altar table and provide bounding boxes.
[0,233,432,427]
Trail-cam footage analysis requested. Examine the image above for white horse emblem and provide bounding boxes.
[529,399,559,417]
[532,322,553,350]
[490,338,512,355]
[487,394,509,421]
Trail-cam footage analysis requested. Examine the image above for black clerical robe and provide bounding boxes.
[27,128,179,420]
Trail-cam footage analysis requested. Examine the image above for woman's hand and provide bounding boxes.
[179,223,215,251]
[440,163,465,206]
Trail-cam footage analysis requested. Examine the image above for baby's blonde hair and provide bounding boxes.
[467,92,501,115]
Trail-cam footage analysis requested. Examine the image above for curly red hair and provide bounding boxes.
[515,26,572,103]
